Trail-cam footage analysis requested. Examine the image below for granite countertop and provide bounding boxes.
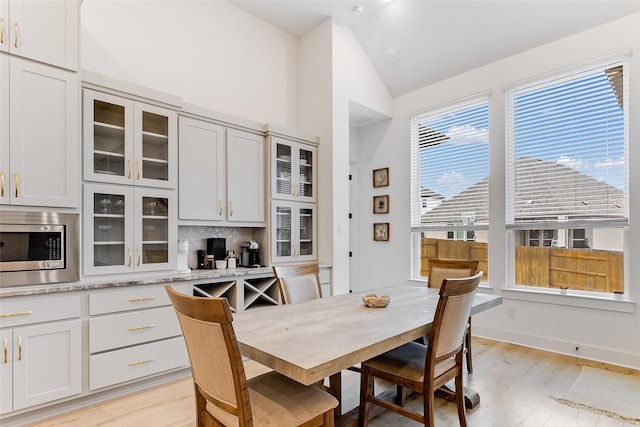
[0,267,274,298]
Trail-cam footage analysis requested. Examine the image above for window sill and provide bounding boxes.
[408,278,635,313]
[500,287,635,313]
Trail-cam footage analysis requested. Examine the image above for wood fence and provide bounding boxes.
[420,238,623,293]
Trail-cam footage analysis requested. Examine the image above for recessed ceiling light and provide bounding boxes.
[384,46,399,64]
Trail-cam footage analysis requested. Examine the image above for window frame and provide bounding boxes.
[504,56,629,298]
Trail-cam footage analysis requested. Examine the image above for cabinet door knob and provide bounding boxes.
[136,161,141,180]
[218,200,223,216]
[137,248,141,266]
[128,160,132,179]
[18,336,22,361]
[14,173,18,198]
[13,22,18,48]
[128,248,132,267]
[3,337,7,364]
[229,201,233,217]
[0,18,4,45]
[1,171,4,197]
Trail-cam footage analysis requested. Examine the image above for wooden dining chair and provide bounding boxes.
[358,271,483,427]
[427,258,479,374]
[165,285,338,427]
[272,263,323,304]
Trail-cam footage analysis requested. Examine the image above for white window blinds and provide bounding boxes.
[410,97,489,229]
[505,58,629,229]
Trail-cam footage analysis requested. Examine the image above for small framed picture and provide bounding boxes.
[373,167,389,188]
[373,195,389,214]
[373,223,389,241]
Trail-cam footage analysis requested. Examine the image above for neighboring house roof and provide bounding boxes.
[421,156,624,225]
[420,187,444,200]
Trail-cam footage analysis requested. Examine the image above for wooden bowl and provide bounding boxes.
[362,293,390,308]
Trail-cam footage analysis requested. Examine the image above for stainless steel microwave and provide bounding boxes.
[0,211,79,287]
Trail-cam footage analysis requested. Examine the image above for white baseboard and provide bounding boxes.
[473,325,640,370]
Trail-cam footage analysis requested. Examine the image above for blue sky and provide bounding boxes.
[419,66,624,199]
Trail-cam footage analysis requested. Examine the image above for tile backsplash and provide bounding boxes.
[178,226,255,269]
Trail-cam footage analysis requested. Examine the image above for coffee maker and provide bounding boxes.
[240,240,261,267]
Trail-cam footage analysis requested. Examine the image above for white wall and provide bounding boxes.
[298,18,392,295]
[329,20,393,295]
[355,13,640,368]
[81,0,298,127]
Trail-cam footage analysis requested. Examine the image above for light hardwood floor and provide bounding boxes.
[25,338,639,427]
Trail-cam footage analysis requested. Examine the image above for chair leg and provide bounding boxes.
[358,369,374,427]
[324,408,335,427]
[195,385,207,427]
[465,330,473,374]
[423,383,435,427]
[455,373,467,427]
[465,318,473,374]
[395,384,407,406]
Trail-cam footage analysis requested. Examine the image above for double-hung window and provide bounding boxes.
[410,96,489,279]
[505,58,628,295]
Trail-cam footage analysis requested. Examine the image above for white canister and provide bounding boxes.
[227,257,237,269]
[177,239,190,273]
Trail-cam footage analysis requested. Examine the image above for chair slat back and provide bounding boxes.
[428,272,483,360]
[273,264,322,304]
[427,258,479,289]
[165,286,251,423]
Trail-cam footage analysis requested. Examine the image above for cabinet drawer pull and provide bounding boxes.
[18,336,22,361]
[128,248,132,267]
[1,171,4,197]
[137,248,141,266]
[218,200,223,216]
[128,324,156,331]
[136,160,141,180]
[13,22,18,48]
[0,310,33,319]
[229,200,233,217]
[0,18,4,44]
[3,338,7,364]
[14,173,18,198]
[128,296,156,302]
[128,357,156,367]
[127,160,132,179]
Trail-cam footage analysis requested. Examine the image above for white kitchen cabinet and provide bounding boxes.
[83,88,177,189]
[87,284,190,391]
[83,183,177,275]
[0,294,82,415]
[0,55,78,207]
[178,115,264,225]
[271,136,316,203]
[271,200,317,263]
[0,0,78,71]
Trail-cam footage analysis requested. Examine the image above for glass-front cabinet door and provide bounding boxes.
[271,137,316,203]
[84,184,176,275]
[83,90,134,185]
[134,188,176,271]
[84,184,134,275]
[274,203,293,259]
[271,201,316,263]
[134,103,176,188]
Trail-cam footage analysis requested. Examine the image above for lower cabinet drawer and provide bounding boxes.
[89,306,182,353]
[89,337,189,390]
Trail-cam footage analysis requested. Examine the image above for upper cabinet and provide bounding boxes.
[0,0,79,71]
[178,112,265,226]
[271,136,316,203]
[83,88,177,189]
[0,55,79,207]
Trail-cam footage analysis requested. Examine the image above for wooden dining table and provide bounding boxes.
[233,285,502,417]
